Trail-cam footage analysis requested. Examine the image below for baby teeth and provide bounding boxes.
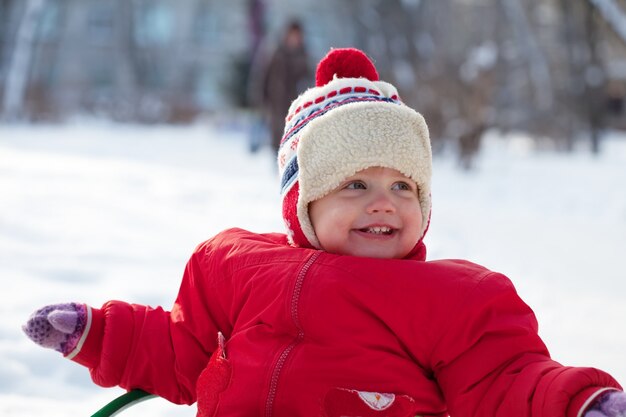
[366,226,392,234]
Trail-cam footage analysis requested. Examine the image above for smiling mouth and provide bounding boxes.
[359,226,394,235]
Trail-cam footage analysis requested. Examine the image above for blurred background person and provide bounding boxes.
[261,19,311,154]
[243,0,269,154]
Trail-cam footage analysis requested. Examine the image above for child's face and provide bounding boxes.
[309,167,423,259]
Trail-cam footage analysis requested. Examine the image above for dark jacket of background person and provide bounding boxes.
[262,22,310,153]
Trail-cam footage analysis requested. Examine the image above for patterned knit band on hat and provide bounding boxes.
[278,47,432,250]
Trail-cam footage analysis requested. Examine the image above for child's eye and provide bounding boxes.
[392,181,413,191]
[344,181,366,190]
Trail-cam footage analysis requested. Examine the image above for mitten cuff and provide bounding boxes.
[65,305,104,368]
[570,387,621,417]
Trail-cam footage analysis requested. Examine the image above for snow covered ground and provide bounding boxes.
[1,121,625,416]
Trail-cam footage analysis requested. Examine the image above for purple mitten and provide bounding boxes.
[600,392,626,417]
[22,302,88,355]
[585,391,626,417]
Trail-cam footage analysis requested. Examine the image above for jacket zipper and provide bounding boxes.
[265,251,321,417]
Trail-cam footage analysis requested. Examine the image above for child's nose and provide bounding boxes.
[366,191,396,214]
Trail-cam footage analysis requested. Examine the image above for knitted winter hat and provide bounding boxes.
[278,48,432,249]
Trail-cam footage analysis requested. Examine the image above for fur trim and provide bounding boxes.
[295,101,432,248]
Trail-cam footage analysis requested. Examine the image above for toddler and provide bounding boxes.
[23,48,625,417]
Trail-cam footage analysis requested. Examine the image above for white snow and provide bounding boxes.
[1,121,625,416]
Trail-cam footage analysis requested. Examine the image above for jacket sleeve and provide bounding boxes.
[431,272,622,417]
[66,239,231,405]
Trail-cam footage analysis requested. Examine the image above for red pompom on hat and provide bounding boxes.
[315,48,379,86]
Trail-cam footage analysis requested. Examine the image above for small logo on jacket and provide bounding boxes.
[356,391,395,410]
[323,387,418,416]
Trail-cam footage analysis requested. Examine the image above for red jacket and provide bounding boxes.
[69,228,621,417]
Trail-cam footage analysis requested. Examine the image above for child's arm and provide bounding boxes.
[23,300,205,404]
[431,271,622,417]
[22,241,230,406]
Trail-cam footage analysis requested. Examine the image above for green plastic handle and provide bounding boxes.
[91,389,156,417]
